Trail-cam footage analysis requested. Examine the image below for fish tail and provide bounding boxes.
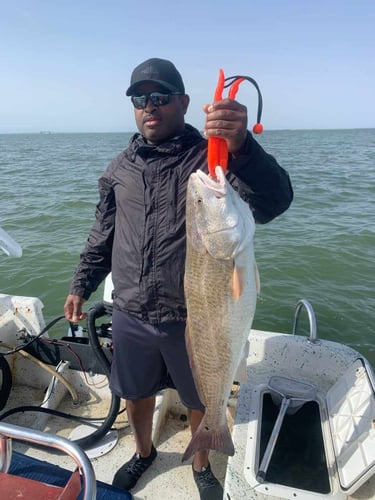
[182,421,234,462]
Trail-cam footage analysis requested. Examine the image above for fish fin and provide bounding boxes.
[185,321,197,376]
[185,321,206,406]
[234,340,250,383]
[185,321,192,366]
[254,261,261,294]
[234,357,247,383]
[231,263,243,300]
[182,419,234,462]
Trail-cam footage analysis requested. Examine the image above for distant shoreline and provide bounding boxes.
[1,127,374,135]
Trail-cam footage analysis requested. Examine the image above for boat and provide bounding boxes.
[1,227,374,499]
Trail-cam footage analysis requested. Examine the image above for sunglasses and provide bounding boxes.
[131,92,182,110]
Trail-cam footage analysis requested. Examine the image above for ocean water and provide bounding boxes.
[0,129,374,366]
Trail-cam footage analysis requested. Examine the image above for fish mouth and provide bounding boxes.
[195,167,226,196]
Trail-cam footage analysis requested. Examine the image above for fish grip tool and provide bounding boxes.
[207,69,264,178]
[256,376,317,483]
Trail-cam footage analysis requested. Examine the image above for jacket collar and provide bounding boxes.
[128,124,204,156]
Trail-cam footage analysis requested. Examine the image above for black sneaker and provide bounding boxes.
[192,463,224,500]
[112,445,157,490]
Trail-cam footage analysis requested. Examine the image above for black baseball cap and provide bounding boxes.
[126,58,185,96]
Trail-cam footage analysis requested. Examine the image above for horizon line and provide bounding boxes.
[1,126,374,135]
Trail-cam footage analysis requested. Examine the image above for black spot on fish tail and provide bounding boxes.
[182,420,234,462]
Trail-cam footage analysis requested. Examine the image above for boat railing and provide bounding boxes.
[292,299,320,344]
[0,421,97,499]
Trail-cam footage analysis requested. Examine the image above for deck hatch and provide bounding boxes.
[326,358,375,493]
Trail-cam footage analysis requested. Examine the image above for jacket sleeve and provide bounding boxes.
[228,132,293,223]
[69,174,115,299]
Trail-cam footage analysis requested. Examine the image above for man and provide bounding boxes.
[64,58,293,499]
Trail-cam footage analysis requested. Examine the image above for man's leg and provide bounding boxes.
[189,408,224,500]
[112,396,157,490]
[126,396,155,456]
[158,322,223,498]
[110,311,166,490]
[190,408,209,470]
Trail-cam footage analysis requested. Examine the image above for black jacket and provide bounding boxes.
[70,125,293,323]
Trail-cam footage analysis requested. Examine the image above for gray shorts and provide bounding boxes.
[109,308,204,410]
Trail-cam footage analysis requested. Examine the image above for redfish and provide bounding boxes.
[183,166,259,461]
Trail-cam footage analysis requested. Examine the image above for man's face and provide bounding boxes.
[131,83,190,144]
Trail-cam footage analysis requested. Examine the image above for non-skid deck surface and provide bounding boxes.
[11,412,228,499]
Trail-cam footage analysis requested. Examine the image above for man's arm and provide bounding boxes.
[68,174,116,301]
[228,132,293,223]
[203,98,293,223]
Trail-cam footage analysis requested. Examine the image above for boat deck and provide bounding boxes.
[7,385,231,499]
[1,322,374,499]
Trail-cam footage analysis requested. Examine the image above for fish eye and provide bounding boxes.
[197,197,203,204]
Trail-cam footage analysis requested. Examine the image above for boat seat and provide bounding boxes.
[9,451,133,499]
[0,466,81,499]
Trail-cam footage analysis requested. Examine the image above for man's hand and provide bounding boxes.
[64,294,87,322]
[203,98,248,155]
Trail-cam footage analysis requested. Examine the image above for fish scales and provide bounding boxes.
[183,166,258,461]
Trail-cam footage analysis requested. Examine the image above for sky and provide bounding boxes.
[1,0,374,133]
